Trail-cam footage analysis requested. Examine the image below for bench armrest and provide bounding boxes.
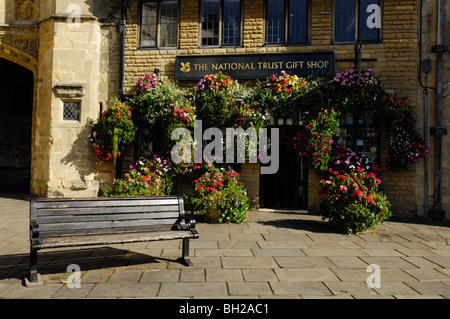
[178,216,196,230]
[30,223,39,239]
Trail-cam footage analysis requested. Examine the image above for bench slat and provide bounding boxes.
[36,230,196,249]
[35,197,179,209]
[37,211,181,224]
[36,204,180,217]
[38,224,176,238]
[38,218,179,232]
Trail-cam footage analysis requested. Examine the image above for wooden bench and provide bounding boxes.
[27,195,199,286]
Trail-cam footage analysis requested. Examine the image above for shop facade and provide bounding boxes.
[0,0,448,218]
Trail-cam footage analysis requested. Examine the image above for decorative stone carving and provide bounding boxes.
[1,38,38,59]
[16,0,35,21]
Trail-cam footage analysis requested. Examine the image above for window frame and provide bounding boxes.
[199,0,243,48]
[264,0,310,46]
[62,100,81,123]
[139,0,180,49]
[332,0,382,44]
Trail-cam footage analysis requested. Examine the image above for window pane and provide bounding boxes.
[359,0,380,41]
[201,0,220,46]
[222,0,241,46]
[141,2,158,47]
[160,0,178,47]
[266,0,285,44]
[289,0,308,43]
[334,0,356,43]
[63,101,80,121]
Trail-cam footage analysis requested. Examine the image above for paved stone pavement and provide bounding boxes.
[0,192,450,299]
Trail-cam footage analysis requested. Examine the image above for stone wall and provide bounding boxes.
[32,1,118,197]
[1,0,447,219]
[119,0,431,215]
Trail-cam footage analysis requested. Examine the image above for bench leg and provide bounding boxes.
[25,247,43,287]
[29,248,38,283]
[181,238,193,267]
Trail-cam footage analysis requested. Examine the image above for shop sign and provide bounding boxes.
[175,52,334,80]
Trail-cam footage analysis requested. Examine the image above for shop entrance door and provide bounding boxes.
[260,125,308,210]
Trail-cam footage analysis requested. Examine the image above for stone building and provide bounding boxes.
[0,0,448,219]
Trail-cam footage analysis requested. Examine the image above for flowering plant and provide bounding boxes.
[319,167,391,234]
[130,73,183,124]
[381,95,428,171]
[194,72,241,127]
[328,146,382,176]
[166,98,197,142]
[386,127,428,171]
[103,156,173,197]
[234,104,267,131]
[91,97,136,166]
[258,71,309,119]
[184,167,249,224]
[331,69,384,116]
[293,108,340,172]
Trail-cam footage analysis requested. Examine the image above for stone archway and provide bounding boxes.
[0,45,37,194]
[0,57,34,192]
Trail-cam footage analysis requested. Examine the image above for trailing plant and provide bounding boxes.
[293,108,340,173]
[330,68,385,119]
[256,70,309,119]
[90,97,136,166]
[130,73,184,125]
[194,72,241,128]
[381,94,428,171]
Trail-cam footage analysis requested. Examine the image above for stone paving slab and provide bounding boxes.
[0,195,450,299]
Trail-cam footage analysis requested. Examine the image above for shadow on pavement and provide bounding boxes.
[0,246,178,285]
[256,217,334,233]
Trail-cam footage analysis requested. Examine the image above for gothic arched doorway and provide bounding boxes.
[0,58,34,194]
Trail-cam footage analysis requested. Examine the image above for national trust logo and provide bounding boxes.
[180,62,191,73]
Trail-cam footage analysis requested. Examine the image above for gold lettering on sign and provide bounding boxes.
[286,61,305,69]
[194,64,209,71]
[257,62,285,70]
[307,61,329,69]
[212,62,255,71]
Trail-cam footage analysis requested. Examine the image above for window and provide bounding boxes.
[336,114,380,164]
[266,0,309,45]
[141,0,179,48]
[334,0,381,43]
[201,0,241,47]
[63,101,81,122]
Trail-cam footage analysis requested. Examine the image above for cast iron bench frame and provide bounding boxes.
[27,195,198,285]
